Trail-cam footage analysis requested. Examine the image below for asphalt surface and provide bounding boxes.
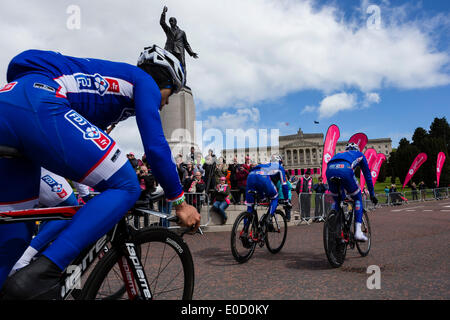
[184,199,450,300]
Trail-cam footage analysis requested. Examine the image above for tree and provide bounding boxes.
[389,118,450,188]
[377,161,387,183]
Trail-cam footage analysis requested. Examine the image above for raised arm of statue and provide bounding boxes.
[160,6,170,34]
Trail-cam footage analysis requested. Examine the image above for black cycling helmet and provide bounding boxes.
[137,45,186,93]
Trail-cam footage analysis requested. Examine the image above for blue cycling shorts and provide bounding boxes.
[245,173,278,205]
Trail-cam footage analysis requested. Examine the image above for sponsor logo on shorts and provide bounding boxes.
[41,175,68,199]
[33,83,56,93]
[0,82,17,93]
[64,110,111,151]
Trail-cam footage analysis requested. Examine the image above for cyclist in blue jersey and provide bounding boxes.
[245,155,292,215]
[325,142,378,242]
[0,45,200,299]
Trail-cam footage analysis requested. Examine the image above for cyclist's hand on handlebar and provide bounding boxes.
[175,202,201,233]
[370,195,378,205]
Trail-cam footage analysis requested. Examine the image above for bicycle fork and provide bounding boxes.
[117,242,152,300]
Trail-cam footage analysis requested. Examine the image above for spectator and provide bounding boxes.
[418,181,426,201]
[411,182,418,201]
[203,155,216,194]
[313,176,328,220]
[185,171,206,213]
[194,152,205,167]
[127,152,139,169]
[228,157,240,204]
[212,177,231,224]
[243,156,251,171]
[384,185,390,203]
[186,146,196,164]
[236,164,249,204]
[296,169,313,222]
[137,165,157,200]
[433,181,441,200]
[176,156,188,185]
[193,161,205,177]
[389,184,403,205]
[214,159,228,186]
[183,162,195,191]
[277,179,293,222]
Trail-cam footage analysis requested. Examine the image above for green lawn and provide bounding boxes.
[373,177,405,194]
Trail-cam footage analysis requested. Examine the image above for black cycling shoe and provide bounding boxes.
[1,255,63,300]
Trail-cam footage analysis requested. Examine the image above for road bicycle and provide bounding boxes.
[0,145,198,300]
[323,177,371,268]
[230,191,288,263]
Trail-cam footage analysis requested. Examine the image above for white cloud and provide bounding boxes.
[363,92,381,107]
[317,92,358,118]
[0,0,448,153]
[301,105,317,114]
[0,0,448,109]
[305,91,381,118]
[203,107,260,131]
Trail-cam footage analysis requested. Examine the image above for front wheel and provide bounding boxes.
[80,227,195,300]
[230,211,258,263]
[323,210,347,268]
[264,210,287,254]
[355,211,371,257]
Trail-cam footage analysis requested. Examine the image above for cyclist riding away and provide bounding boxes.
[0,45,201,299]
[325,142,378,242]
[245,155,292,216]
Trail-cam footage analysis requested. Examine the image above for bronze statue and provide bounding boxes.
[160,6,198,83]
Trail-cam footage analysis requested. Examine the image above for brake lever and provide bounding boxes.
[168,215,204,236]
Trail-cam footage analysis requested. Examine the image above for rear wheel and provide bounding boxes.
[80,228,194,300]
[230,211,258,263]
[264,210,287,254]
[323,210,347,268]
[355,211,371,257]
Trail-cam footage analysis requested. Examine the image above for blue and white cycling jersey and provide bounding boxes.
[6,49,183,202]
[327,150,374,197]
[0,49,184,285]
[248,162,289,200]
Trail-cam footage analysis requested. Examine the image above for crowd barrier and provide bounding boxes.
[74,187,449,228]
[296,187,450,224]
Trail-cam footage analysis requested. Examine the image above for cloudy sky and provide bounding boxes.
[1,0,449,157]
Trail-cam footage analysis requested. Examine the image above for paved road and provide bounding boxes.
[184,199,450,300]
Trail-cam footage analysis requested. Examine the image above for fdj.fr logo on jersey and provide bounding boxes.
[75,73,109,96]
[41,175,68,199]
[64,110,111,150]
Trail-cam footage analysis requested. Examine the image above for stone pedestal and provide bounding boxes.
[160,87,197,157]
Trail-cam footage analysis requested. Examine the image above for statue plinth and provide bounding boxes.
[160,87,197,156]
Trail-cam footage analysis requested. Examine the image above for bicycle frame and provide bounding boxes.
[0,206,159,300]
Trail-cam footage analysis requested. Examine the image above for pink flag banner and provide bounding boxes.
[348,132,368,152]
[436,152,446,187]
[321,124,340,183]
[360,148,377,190]
[403,153,428,189]
[371,153,387,186]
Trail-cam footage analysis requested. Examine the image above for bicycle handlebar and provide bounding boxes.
[134,207,204,236]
